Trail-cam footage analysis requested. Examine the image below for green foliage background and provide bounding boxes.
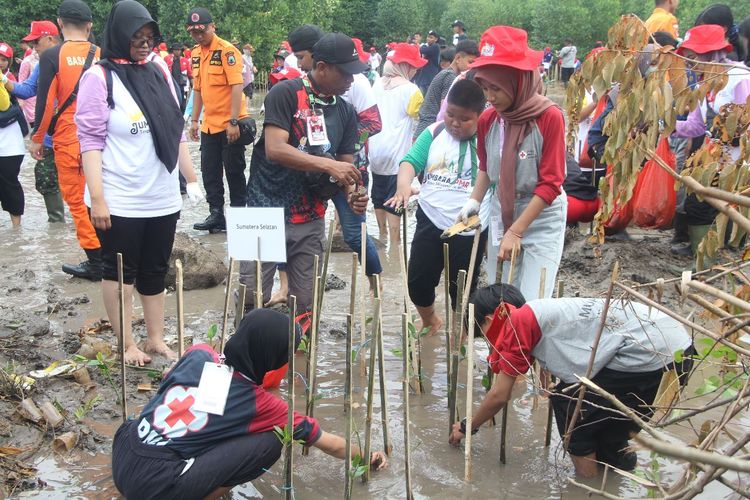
[1,0,749,67]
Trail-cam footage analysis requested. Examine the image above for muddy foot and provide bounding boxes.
[418,316,444,337]
[265,289,288,307]
[144,340,178,361]
[124,345,152,367]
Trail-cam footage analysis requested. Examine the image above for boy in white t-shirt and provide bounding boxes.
[386,79,488,335]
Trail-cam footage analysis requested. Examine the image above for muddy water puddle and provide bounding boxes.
[0,144,730,499]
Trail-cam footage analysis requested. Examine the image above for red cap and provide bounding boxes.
[159,42,167,51]
[269,66,302,85]
[387,43,427,68]
[23,20,59,42]
[677,25,733,56]
[0,42,13,60]
[369,47,376,53]
[351,38,368,63]
[469,26,543,71]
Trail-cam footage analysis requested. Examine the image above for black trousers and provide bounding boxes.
[0,155,24,216]
[112,420,282,500]
[95,212,179,295]
[200,131,247,210]
[408,206,488,309]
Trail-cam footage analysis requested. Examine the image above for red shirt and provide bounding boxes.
[164,54,193,78]
[485,304,542,377]
[477,106,566,205]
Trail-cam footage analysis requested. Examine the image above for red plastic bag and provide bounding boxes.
[262,311,313,390]
[631,138,677,229]
[603,165,634,234]
[578,94,609,169]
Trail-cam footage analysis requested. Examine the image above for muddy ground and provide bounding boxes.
[0,89,740,499]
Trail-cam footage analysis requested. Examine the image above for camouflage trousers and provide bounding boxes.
[35,147,61,196]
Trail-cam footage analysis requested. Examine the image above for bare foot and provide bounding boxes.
[265,288,288,307]
[418,316,444,337]
[144,339,178,361]
[124,344,152,367]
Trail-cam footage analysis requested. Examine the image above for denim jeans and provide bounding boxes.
[331,191,382,275]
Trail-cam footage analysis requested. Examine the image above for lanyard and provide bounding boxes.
[458,137,478,186]
[302,75,336,110]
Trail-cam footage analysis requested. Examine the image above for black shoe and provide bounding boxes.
[597,442,637,470]
[671,213,689,244]
[193,210,226,233]
[671,242,692,256]
[62,248,102,281]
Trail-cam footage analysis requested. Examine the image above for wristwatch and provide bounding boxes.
[229,118,238,126]
[459,417,479,435]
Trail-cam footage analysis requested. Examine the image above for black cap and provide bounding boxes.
[288,24,324,53]
[452,20,465,28]
[312,33,369,74]
[58,0,92,22]
[428,30,439,37]
[170,42,183,50]
[186,7,212,27]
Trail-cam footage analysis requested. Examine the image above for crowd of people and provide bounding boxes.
[1,0,749,496]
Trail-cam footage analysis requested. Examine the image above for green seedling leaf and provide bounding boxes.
[207,323,218,341]
[481,374,491,391]
[391,348,403,357]
[460,345,467,358]
[418,327,431,338]
[365,316,373,326]
[673,349,684,363]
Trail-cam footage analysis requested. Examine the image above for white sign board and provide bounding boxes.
[226,207,286,262]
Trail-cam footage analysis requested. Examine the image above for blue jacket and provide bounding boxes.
[11,65,53,148]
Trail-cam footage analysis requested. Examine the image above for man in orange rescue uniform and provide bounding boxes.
[187,7,249,233]
[33,0,102,280]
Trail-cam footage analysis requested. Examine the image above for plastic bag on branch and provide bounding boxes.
[631,137,677,229]
[601,165,634,234]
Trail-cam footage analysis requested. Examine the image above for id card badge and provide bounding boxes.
[305,109,329,146]
[193,362,233,415]
[490,216,503,247]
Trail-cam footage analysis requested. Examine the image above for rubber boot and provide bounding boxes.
[43,192,65,223]
[62,248,103,281]
[193,209,226,233]
[689,224,713,270]
[671,212,689,244]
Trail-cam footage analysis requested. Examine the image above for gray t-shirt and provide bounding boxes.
[559,45,577,68]
[415,68,457,138]
[528,298,692,384]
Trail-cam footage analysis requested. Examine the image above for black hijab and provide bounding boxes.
[100,0,183,172]
[224,309,301,385]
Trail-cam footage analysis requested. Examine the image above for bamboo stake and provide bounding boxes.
[397,242,422,394]
[360,222,367,378]
[219,258,234,353]
[344,314,353,500]
[545,280,564,447]
[255,238,263,309]
[499,404,508,464]
[116,253,127,423]
[443,243,452,395]
[284,295,297,500]
[175,259,185,357]
[532,269,547,411]
[464,303,476,482]
[362,297,380,483]
[563,261,620,451]
[317,222,335,331]
[402,312,414,500]
[402,212,424,394]
[234,283,246,330]
[374,275,392,455]
[459,230,482,315]
[346,253,357,417]
[448,270,467,432]
[303,256,320,456]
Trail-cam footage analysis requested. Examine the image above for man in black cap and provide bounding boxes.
[33,0,103,280]
[186,6,248,233]
[452,20,468,46]
[240,33,369,313]
[288,24,325,71]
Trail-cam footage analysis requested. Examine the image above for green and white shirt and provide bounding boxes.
[402,122,490,233]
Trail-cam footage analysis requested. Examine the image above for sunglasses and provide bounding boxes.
[131,36,156,48]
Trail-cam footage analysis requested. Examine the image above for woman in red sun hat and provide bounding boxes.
[368,43,426,243]
[458,26,567,299]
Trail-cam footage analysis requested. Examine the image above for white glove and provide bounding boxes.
[456,198,480,224]
[185,182,205,205]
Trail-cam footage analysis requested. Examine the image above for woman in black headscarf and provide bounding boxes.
[111,309,386,500]
[75,0,204,367]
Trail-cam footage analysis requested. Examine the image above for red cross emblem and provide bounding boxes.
[152,386,208,438]
[519,150,528,160]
